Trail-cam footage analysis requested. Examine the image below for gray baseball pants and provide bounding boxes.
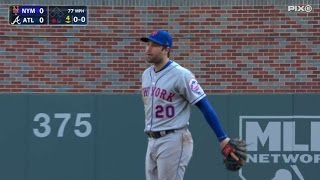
[145,128,193,180]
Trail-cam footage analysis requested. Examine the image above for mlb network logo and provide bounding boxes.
[239,116,320,180]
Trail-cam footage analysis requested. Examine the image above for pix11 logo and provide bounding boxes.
[288,5,313,12]
[239,116,320,180]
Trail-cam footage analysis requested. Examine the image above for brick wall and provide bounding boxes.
[0,5,319,93]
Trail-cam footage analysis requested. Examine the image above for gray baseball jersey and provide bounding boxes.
[141,60,206,132]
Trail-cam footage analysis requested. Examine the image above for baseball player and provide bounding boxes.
[140,30,246,180]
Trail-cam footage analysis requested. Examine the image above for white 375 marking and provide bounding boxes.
[33,113,92,138]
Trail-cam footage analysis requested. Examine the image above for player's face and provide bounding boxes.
[145,41,166,64]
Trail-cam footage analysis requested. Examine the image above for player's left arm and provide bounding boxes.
[178,69,246,170]
[195,97,228,143]
[195,97,239,161]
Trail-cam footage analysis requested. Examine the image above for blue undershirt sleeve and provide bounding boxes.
[195,97,228,142]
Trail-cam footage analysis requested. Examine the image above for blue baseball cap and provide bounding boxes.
[141,30,173,48]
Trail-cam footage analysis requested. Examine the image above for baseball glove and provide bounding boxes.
[221,138,247,171]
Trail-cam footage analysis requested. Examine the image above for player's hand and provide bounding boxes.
[220,138,239,161]
[220,138,247,171]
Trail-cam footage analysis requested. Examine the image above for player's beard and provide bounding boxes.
[146,52,164,65]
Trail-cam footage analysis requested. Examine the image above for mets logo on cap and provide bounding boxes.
[151,30,158,36]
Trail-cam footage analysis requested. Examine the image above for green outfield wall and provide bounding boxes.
[1,94,319,180]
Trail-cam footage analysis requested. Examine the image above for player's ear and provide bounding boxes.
[161,47,170,56]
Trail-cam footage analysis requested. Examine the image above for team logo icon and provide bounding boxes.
[151,30,158,36]
[10,16,21,25]
[189,79,203,94]
[12,6,19,15]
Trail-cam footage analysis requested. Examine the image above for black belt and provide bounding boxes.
[146,129,175,139]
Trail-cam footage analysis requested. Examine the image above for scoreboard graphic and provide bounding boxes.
[9,5,88,25]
